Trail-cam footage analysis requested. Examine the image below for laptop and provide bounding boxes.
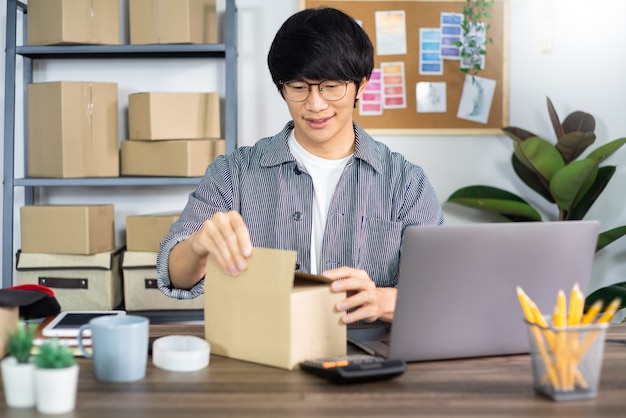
[348,220,600,362]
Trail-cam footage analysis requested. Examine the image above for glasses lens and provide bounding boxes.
[282,81,348,102]
[320,81,348,101]
[283,81,309,102]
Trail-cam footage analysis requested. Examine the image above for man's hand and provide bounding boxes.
[169,211,253,290]
[323,267,396,324]
[191,210,253,276]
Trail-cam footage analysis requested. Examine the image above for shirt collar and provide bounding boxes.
[259,121,383,174]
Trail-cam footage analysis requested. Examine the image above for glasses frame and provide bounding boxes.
[279,80,351,102]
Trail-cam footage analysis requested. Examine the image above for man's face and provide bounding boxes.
[284,77,367,159]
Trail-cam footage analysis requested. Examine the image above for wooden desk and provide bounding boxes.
[3,323,626,417]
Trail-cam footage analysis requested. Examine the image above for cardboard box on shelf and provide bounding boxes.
[128,92,220,140]
[122,251,204,311]
[27,81,119,178]
[129,0,217,45]
[16,249,123,311]
[121,138,224,177]
[27,0,120,46]
[126,212,180,252]
[204,247,346,370]
[20,205,115,255]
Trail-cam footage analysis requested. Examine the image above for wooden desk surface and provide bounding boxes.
[3,323,626,417]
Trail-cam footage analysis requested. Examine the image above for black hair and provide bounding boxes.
[267,7,374,91]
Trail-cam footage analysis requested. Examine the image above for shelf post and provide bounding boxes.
[225,0,238,154]
[3,0,19,288]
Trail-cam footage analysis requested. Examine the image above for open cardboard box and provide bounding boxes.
[204,247,346,370]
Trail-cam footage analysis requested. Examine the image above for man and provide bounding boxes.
[157,7,444,325]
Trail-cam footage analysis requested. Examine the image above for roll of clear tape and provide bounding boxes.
[152,335,210,372]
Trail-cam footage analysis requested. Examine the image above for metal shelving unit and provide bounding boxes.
[3,0,238,288]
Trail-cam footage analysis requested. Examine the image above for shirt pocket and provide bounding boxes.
[358,216,403,287]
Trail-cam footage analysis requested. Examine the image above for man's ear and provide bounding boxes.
[355,77,368,100]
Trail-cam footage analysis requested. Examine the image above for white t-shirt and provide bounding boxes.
[288,131,351,274]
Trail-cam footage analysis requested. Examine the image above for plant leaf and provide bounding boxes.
[513,136,565,182]
[597,225,626,252]
[586,137,626,163]
[546,97,564,140]
[511,154,554,203]
[585,282,626,310]
[447,185,542,221]
[569,165,616,220]
[555,131,597,163]
[549,159,598,215]
[562,111,595,134]
[501,126,537,143]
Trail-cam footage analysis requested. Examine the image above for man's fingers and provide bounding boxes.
[228,211,253,257]
[202,211,253,276]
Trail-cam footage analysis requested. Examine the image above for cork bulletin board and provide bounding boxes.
[299,0,509,135]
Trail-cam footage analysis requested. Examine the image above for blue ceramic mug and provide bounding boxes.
[77,315,149,382]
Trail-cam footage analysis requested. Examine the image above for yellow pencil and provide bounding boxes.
[516,286,535,323]
[565,284,584,389]
[518,288,560,389]
[596,297,622,324]
[567,283,581,326]
[581,300,603,325]
[554,289,567,328]
[529,300,550,331]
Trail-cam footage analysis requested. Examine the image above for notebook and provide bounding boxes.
[347,220,600,362]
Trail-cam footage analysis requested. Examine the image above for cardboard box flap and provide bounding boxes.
[16,248,122,271]
[294,272,333,285]
[206,247,306,295]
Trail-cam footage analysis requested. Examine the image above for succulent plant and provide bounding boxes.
[6,319,37,364]
[34,339,76,369]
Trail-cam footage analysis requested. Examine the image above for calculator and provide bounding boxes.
[300,354,406,384]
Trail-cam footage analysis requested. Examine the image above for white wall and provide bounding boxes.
[2,0,626,294]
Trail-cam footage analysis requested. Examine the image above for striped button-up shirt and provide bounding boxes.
[157,121,444,300]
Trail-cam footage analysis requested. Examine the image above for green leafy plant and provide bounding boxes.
[447,97,626,309]
[454,0,494,76]
[34,339,76,369]
[6,320,37,363]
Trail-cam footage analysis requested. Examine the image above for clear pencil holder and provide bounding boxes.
[525,320,608,401]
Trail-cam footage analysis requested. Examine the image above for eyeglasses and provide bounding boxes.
[280,80,351,102]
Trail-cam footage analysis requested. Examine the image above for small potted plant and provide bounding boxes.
[1,319,37,408]
[34,339,79,414]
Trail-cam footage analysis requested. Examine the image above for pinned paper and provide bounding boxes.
[457,75,496,124]
[359,69,383,116]
[381,62,406,109]
[375,10,407,56]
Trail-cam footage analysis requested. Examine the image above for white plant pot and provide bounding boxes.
[1,356,36,408]
[34,364,79,414]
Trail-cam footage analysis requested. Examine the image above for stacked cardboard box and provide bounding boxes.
[129,0,218,45]
[27,0,120,46]
[27,81,119,178]
[17,205,122,311]
[123,213,203,311]
[121,92,225,176]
